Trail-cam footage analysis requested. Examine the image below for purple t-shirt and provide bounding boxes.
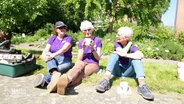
[47,35,72,59]
[114,42,138,65]
[78,37,102,65]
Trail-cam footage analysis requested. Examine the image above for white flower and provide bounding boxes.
[107,38,111,42]
[155,48,159,51]
[165,50,169,53]
[147,47,151,51]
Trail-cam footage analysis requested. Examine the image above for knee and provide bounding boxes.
[75,60,85,67]
[132,59,142,63]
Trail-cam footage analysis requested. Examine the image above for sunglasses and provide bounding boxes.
[58,26,66,29]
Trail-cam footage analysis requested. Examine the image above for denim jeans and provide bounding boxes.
[106,53,145,78]
[44,54,72,84]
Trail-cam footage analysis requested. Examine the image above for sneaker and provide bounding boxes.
[138,84,154,100]
[57,74,69,95]
[33,74,45,88]
[96,79,110,93]
[47,72,61,93]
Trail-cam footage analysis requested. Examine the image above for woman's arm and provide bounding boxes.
[78,40,101,61]
[78,41,85,60]
[91,47,101,61]
[114,41,132,57]
[50,42,72,58]
[126,50,144,59]
[41,44,51,62]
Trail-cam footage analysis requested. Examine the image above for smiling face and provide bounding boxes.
[56,26,66,36]
[116,30,130,46]
[116,27,133,46]
[82,28,93,38]
[80,20,94,38]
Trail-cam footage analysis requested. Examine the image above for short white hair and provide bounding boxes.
[118,26,133,38]
[80,20,94,31]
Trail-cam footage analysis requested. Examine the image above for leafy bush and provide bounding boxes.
[68,31,84,47]
[11,24,184,61]
[35,29,48,37]
[149,26,174,40]
[100,33,116,55]
[43,23,54,35]
[178,32,184,45]
[138,39,184,60]
[157,40,184,60]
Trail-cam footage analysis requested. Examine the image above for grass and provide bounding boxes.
[20,48,184,94]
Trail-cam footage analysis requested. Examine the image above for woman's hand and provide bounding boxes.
[42,53,53,62]
[89,42,95,51]
[82,40,86,49]
[113,51,127,57]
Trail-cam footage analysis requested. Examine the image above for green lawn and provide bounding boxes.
[21,49,184,94]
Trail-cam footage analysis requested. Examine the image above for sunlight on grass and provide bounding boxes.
[143,62,184,94]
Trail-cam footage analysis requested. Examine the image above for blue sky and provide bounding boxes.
[161,0,177,27]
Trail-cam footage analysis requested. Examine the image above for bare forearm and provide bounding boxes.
[51,43,71,58]
[92,50,100,60]
[126,51,144,59]
[78,49,84,60]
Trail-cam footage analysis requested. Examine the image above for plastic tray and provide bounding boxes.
[0,57,37,77]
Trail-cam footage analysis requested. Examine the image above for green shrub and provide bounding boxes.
[178,32,184,45]
[11,24,184,61]
[43,23,54,35]
[35,29,48,37]
[138,39,184,60]
[11,33,27,44]
[157,40,184,60]
[69,31,84,47]
[137,39,158,58]
[149,26,174,40]
[101,33,116,55]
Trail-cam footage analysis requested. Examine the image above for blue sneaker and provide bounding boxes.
[96,79,110,93]
[138,84,154,100]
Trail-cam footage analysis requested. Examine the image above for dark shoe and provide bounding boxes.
[138,84,154,100]
[96,79,110,93]
[57,74,69,95]
[33,74,45,88]
[47,72,61,93]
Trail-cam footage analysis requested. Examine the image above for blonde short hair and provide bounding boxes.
[80,20,94,31]
[118,26,133,38]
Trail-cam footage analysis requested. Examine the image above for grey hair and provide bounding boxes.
[80,20,94,31]
[118,26,133,38]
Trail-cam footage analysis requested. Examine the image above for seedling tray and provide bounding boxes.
[0,57,37,77]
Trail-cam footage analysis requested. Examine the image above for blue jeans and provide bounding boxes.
[44,55,72,84]
[106,53,145,78]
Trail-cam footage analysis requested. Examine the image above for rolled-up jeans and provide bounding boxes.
[44,53,72,84]
[106,53,145,78]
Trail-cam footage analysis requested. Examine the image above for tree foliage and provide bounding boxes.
[102,0,170,32]
[0,0,47,33]
[0,0,170,34]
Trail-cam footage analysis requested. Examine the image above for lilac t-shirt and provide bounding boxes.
[47,35,72,59]
[78,37,102,65]
[114,42,138,65]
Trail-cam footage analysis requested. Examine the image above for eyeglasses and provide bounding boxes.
[83,29,91,32]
